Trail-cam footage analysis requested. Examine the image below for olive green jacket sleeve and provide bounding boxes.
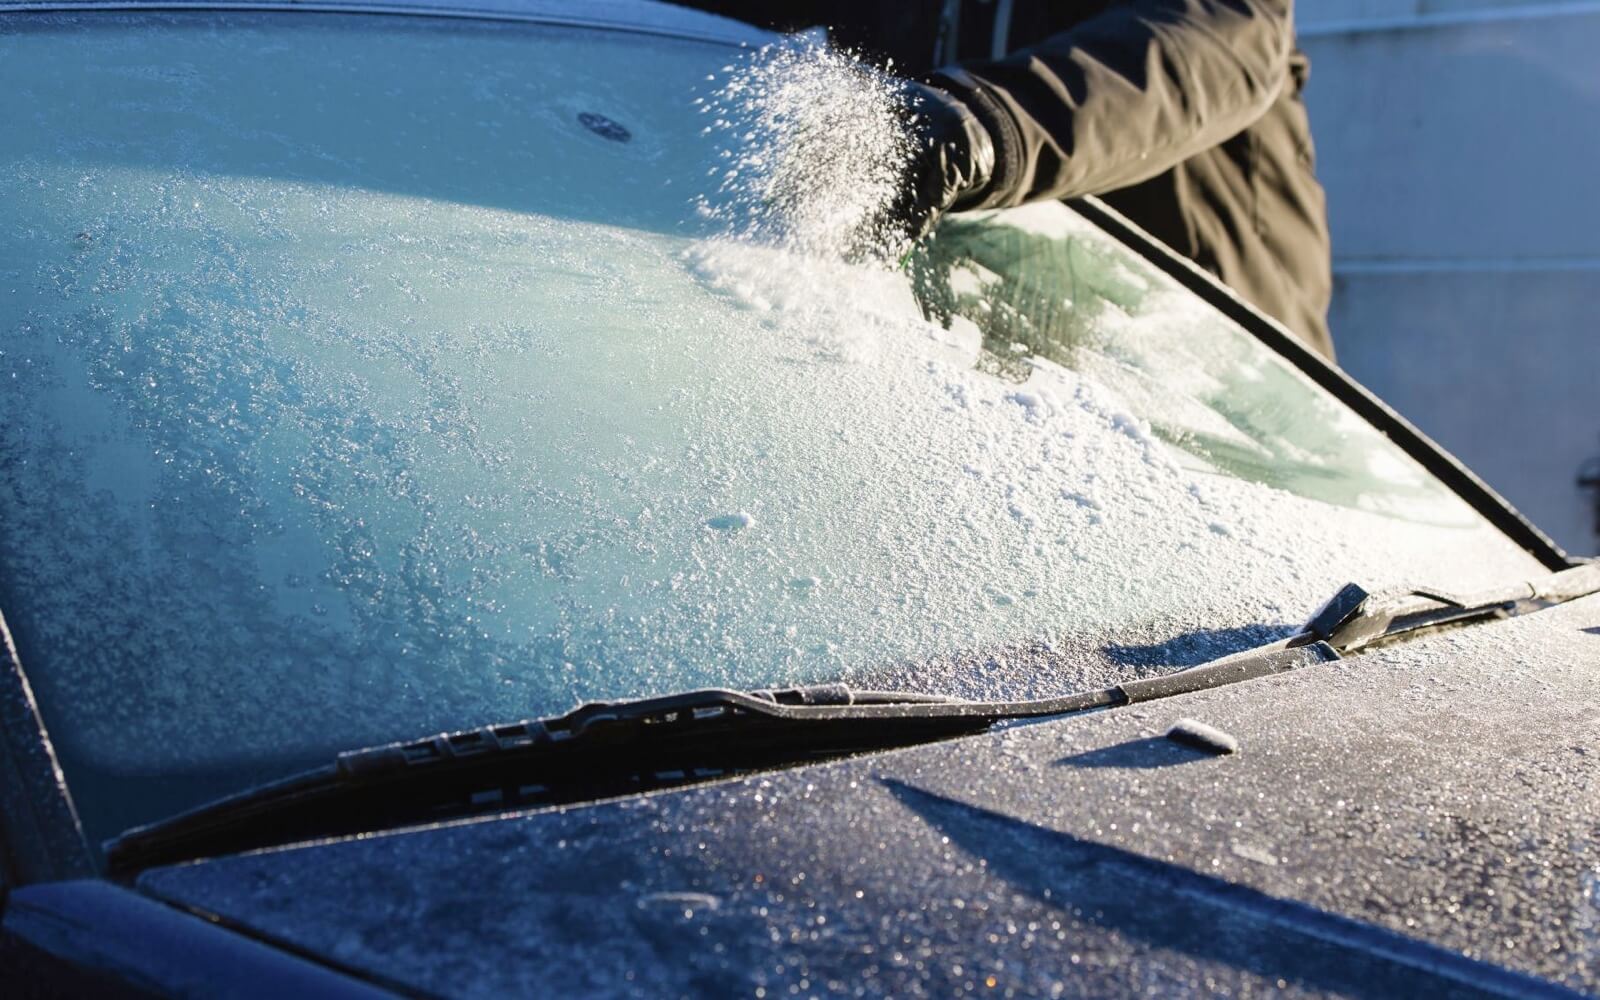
[933,0,1295,208]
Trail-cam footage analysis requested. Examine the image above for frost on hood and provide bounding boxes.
[0,14,1549,840]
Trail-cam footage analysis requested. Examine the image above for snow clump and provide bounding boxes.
[695,39,916,260]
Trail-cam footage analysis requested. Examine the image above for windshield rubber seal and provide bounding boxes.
[1065,195,1572,573]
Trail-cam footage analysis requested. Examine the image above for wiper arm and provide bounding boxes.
[1300,562,1600,654]
[106,563,1598,875]
[105,644,1334,875]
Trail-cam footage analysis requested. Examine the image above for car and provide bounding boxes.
[1,1,1596,997]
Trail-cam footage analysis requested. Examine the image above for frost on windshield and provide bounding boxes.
[907,208,1473,523]
[0,14,1547,835]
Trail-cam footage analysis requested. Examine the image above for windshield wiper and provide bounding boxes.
[105,562,1598,876]
[104,642,1334,874]
[1301,562,1599,654]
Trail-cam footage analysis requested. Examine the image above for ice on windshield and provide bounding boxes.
[0,14,1547,841]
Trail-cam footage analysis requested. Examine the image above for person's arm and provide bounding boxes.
[934,0,1295,208]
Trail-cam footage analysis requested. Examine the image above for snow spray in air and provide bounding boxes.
[695,39,915,261]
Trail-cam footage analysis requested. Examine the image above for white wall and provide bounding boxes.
[1299,0,1600,27]
[1297,1,1600,554]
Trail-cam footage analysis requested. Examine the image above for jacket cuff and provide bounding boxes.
[928,66,1025,210]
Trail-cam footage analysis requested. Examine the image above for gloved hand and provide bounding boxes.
[886,80,997,246]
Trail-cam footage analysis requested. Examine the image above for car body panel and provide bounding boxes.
[0,880,392,998]
[134,594,1600,997]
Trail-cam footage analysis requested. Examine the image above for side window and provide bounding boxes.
[910,203,1472,527]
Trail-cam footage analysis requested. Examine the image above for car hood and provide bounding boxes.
[135,593,1600,997]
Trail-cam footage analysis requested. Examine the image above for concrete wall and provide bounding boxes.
[1297,1,1600,554]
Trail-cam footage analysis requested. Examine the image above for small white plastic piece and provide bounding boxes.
[1167,718,1239,755]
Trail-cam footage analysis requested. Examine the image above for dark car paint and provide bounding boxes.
[107,594,1600,998]
[1,880,389,998]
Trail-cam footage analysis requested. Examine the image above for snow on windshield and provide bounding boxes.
[0,14,1546,839]
[694,39,914,258]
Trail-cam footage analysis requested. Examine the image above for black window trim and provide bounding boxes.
[0,611,94,885]
[1067,195,1571,572]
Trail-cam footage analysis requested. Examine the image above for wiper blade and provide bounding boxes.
[105,563,1598,875]
[1301,562,1600,654]
[105,644,1334,875]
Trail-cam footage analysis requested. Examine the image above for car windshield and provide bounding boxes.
[0,9,1547,848]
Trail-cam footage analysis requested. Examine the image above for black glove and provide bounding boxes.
[888,80,997,245]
